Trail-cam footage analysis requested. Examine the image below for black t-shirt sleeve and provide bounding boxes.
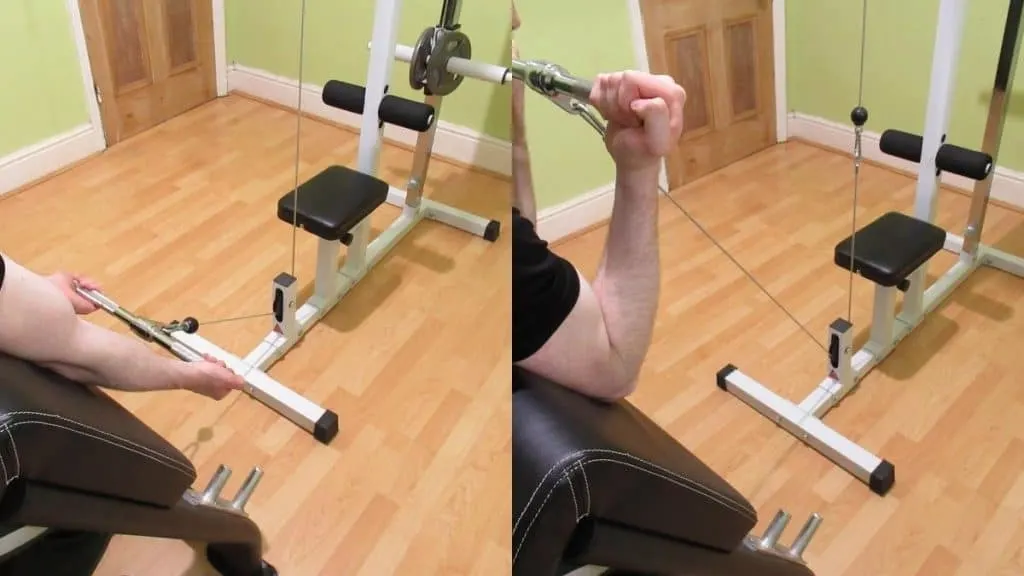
[512,208,581,362]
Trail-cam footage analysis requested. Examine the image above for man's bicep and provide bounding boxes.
[515,270,626,400]
[0,255,79,362]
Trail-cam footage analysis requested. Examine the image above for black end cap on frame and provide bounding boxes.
[869,459,895,496]
[313,410,340,444]
[716,364,738,391]
[484,220,501,242]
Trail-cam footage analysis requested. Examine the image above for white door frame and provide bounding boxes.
[625,0,788,144]
[66,0,229,149]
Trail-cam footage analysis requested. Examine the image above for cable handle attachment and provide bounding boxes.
[511,58,607,137]
[511,59,593,102]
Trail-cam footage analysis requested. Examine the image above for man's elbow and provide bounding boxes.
[590,376,638,402]
[588,360,640,402]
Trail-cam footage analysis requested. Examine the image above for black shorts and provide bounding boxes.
[512,208,580,362]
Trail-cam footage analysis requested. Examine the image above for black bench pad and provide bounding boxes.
[834,211,946,287]
[513,368,757,576]
[0,352,196,509]
[277,165,389,242]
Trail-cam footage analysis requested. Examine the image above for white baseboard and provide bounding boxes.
[788,112,1024,209]
[535,181,616,244]
[226,64,511,176]
[0,124,105,197]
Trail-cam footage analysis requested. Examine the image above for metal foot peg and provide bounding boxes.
[788,513,824,560]
[744,509,824,566]
[201,464,233,505]
[195,464,265,514]
[230,466,264,512]
[759,510,791,548]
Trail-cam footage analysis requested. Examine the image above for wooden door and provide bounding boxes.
[80,0,216,145]
[640,0,776,188]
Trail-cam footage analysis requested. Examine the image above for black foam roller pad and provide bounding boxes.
[322,80,365,114]
[878,129,923,164]
[322,80,435,133]
[936,144,993,181]
[379,95,435,132]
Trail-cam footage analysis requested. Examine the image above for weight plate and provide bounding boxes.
[409,27,436,90]
[425,30,472,96]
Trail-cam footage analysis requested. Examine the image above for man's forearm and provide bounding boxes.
[512,142,537,223]
[0,255,188,392]
[591,166,661,383]
[60,319,191,392]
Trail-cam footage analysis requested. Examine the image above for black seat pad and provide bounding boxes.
[834,211,946,287]
[0,352,196,509]
[277,165,389,242]
[513,368,757,576]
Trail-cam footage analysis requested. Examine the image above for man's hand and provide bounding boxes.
[47,272,102,315]
[589,72,687,176]
[181,354,247,400]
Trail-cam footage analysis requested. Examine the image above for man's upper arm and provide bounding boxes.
[512,212,625,399]
[512,210,581,362]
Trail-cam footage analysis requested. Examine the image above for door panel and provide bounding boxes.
[166,1,199,70]
[81,0,216,145]
[641,0,776,188]
[108,0,151,90]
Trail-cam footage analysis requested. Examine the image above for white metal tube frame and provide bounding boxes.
[719,0,1024,496]
[70,285,339,444]
[175,0,507,445]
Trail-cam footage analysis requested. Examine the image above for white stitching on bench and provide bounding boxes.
[513,450,588,534]
[512,455,758,565]
[8,424,21,481]
[0,438,9,486]
[1,411,191,472]
[513,448,754,535]
[579,462,591,517]
[563,470,580,521]
[0,411,193,474]
[2,419,194,479]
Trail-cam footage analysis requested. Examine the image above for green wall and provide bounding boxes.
[787,0,1024,171]
[225,0,511,142]
[0,0,89,157]
[514,0,637,209]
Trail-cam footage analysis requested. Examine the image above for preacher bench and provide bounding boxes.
[0,351,275,576]
[513,367,822,576]
[719,0,1024,495]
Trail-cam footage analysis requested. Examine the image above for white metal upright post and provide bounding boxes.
[342,0,402,278]
[903,0,968,321]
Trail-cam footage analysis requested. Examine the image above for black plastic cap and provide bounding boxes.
[484,220,501,242]
[272,272,297,288]
[869,459,895,495]
[851,106,869,127]
[181,317,200,334]
[715,364,737,391]
[313,410,339,444]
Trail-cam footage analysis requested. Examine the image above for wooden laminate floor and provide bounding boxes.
[553,141,1024,576]
[6,93,1024,576]
[0,94,511,576]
